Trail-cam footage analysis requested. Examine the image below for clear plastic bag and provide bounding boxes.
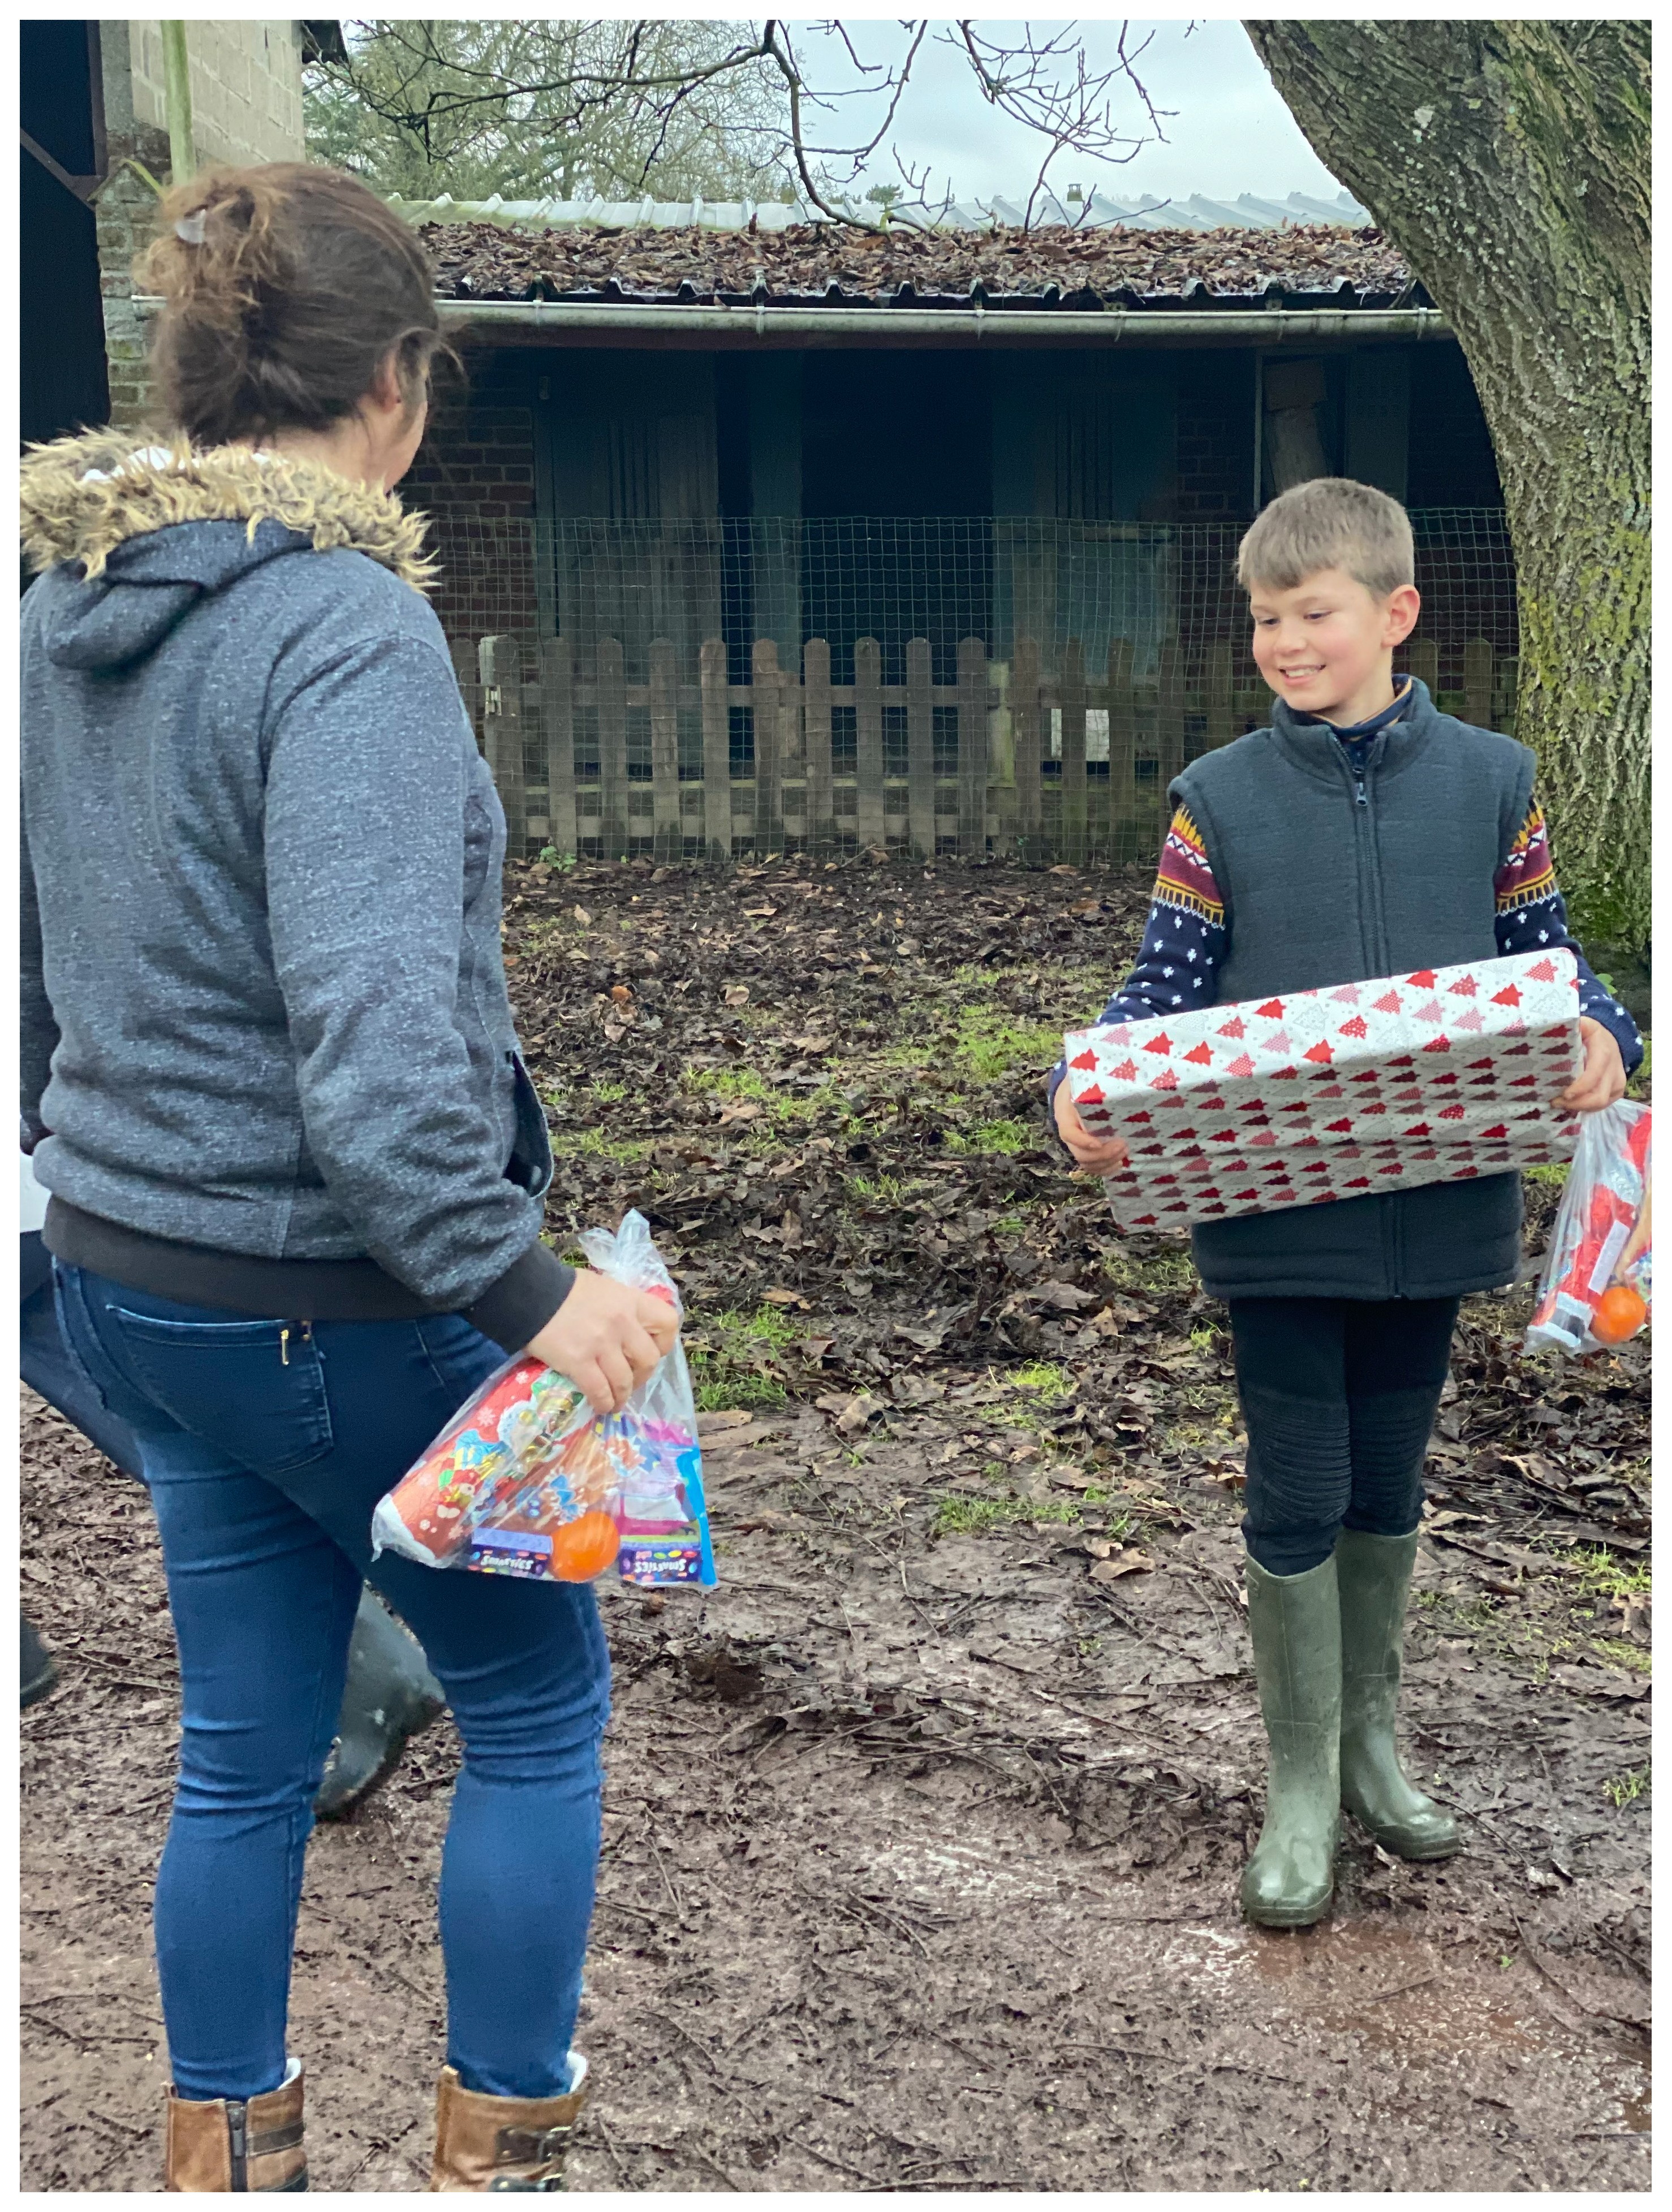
[1526,1102,1652,1356]
[370,1210,716,1586]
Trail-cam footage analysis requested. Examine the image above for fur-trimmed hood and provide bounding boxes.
[20,430,438,673]
[20,429,437,587]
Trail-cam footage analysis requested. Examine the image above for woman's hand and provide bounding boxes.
[524,1269,679,1416]
[1053,1082,1131,1175]
[1555,1018,1628,1115]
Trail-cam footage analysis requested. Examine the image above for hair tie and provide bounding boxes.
[174,210,207,245]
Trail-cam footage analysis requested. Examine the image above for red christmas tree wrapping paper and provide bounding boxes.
[1063,949,1583,1233]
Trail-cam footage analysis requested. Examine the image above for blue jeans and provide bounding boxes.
[53,1264,610,2106]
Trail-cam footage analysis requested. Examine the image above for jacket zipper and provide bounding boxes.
[1341,739,1400,1292]
[227,2099,248,2189]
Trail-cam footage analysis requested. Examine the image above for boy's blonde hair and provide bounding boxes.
[1238,477,1415,598]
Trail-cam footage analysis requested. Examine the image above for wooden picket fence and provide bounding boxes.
[459,632,1514,866]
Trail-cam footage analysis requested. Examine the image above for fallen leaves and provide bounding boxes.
[420,216,1418,311]
[1089,1549,1156,1581]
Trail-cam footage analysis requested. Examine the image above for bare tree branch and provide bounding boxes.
[304,18,1168,230]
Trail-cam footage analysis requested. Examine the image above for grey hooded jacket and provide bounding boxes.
[20,433,571,1350]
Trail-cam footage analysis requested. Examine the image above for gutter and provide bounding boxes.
[131,294,1449,348]
[431,300,1449,348]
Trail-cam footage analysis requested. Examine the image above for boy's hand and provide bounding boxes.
[1053,1082,1131,1175]
[1555,1018,1628,1116]
[523,1269,679,1416]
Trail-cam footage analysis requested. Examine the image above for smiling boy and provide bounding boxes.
[1049,477,1641,1927]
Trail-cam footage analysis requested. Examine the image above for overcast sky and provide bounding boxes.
[789,18,1351,210]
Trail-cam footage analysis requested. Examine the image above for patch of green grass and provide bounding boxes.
[1604,1762,1651,1809]
[930,1492,1083,1538]
[1101,1241,1199,1295]
[951,1005,1064,1084]
[1627,1036,1651,1100]
[684,1304,797,1412]
[549,1128,652,1162]
[943,1118,1035,1156]
[687,1066,775,1103]
[1526,1162,1570,1188]
[1009,1361,1071,1396]
[1570,1547,1652,1602]
[847,1171,911,1205]
[589,1080,629,1104]
[1589,1636,1651,1675]
[1189,1325,1217,1352]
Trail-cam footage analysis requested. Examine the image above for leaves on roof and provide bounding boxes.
[417,219,1418,309]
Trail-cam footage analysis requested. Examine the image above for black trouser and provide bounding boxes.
[1227,1296,1461,1578]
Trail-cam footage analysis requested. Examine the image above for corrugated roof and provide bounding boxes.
[408,208,1419,313]
[388,188,1372,234]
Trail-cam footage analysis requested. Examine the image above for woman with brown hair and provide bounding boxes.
[21,163,674,2191]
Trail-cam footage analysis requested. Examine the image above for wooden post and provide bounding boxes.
[905,636,936,859]
[1106,639,1137,862]
[1205,639,1235,750]
[1059,636,1087,865]
[955,635,987,858]
[1011,635,1043,863]
[854,636,886,853]
[478,636,527,857]
[1407,637,1440,702]
[752,637,785,855]
[1157,639,1186,792]
[802,638,835,855]
[596,633,628,861]
[538,636,578,861]
[648,637,681,863]
[700,637,731,863]
[1464,636,1494,728]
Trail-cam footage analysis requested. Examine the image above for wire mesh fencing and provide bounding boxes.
[428,512,1519,864]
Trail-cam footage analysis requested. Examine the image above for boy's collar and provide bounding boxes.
[1288,675,1415,742]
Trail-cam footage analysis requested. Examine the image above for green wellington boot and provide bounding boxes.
[312,1589,446,1822]
[1335,1529,1460,1860]
[1240,1553,1342,1928]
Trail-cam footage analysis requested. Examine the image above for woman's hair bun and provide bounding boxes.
[138,163,452,448]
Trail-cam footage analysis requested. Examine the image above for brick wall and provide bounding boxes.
[128,19,305,170]
[1173,351,1256,523]
[406,350,543,648]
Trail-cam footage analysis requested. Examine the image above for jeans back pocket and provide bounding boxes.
[111,1309,335,1476]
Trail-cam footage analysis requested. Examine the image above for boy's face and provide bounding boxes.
[1248,566,1421,725]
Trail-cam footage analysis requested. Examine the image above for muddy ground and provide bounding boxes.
[21,856,1651,2191]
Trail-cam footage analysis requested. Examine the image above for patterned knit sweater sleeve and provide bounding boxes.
[1046,808,1227,1116]
[1493,800,1643,1073]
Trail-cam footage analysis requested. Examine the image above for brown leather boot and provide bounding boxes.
[165,2062,308,2190]
[430,2058,589,2192]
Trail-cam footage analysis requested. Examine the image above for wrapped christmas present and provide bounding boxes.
[1064,948,1583,1233]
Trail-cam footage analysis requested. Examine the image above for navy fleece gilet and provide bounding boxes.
[1170,680,1537,1301]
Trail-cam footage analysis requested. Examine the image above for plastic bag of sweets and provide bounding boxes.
[370,1211,714,1586]
[1526,1102,1652,1356]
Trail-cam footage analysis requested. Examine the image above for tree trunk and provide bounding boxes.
[1244,20,1649,951]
